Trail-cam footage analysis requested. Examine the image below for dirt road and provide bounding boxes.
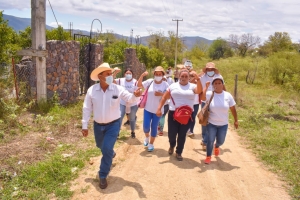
[71,109,290,200]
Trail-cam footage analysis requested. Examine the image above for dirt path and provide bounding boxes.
[70,109,290,200]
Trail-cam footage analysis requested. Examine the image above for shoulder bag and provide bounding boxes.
[197,91,214,126]
[137,81,153,108]
[170,92,193,125]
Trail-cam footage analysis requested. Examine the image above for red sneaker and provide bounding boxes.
[214,146,220,157]
[204,156,211,164]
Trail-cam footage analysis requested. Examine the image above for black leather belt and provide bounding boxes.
[94,118,120,126]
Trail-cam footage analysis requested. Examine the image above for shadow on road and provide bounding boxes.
[85,176,147,198]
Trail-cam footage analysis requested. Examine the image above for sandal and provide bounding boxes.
[158,132,163,136]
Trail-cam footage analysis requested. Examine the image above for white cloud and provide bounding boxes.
[1,0,300,42]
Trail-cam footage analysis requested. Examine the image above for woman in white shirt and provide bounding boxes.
[202,77,238,164]
[158,70,174,136]
[137,66,169,152]
[115,68,138,138]
[156,69,202,161]
[199,62,226,150]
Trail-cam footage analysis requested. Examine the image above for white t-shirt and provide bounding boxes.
[168,82,197,111]
[166,77,174,86]
[142,79,169,113]
[194,93,200,105]
[116,78,138,106]
[200,73,224,102]
[206,91,236,126]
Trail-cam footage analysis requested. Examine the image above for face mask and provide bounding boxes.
[154,76,163,82]
[207,71,215,77]
[104,75,113,85]
[125,74,132,80]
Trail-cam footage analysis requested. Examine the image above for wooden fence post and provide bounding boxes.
[234,74,238,101]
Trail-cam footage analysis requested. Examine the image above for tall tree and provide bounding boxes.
[18,26,32,48]
[265,32,293,52]
[228,33,261,56]
[208,38,233,60]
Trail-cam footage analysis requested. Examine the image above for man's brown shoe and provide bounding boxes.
[176,153,183,161]
[99,178,108,189]
[168,147,174,155]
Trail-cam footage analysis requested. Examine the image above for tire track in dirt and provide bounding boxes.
[70,109,290,200]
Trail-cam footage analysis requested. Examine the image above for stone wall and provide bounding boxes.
[124,48,146,80]
[46,40,80,104]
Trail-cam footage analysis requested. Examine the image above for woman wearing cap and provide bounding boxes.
[202,77,238,164]
[137,66,169,152]
[115,68,138,138]
[156,69,202,161]
[186,70,200,138]
[158,70,174,136]
[199,62,226,150]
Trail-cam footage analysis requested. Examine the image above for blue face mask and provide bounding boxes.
[207,71,215,77]
[125,74,132,80]
[105,75,113,85]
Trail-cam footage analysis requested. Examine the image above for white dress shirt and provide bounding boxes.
[82,83,139,129]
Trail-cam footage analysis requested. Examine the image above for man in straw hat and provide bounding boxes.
[199,62,226,150]
[82,62,142,189]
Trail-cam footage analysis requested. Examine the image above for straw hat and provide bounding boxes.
[90,63,113,81]
[153,66,165,75]
[202,62,220,74]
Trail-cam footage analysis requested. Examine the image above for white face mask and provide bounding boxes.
[125,74,132,80]
[154,76,163,82]
[105,75,114,85]
[207,71,215,77]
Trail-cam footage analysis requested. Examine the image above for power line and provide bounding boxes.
[161,0,171,19]
[47,0,59,28]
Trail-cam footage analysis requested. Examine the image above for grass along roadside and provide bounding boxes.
[0,97,132,199]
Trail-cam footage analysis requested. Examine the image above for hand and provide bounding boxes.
[142,71,149,77]
[134,87,142,97]
[82,129,88,137]
[234,121,238,129]
[154,91,163,96]
[190,71,199,81]
[156,109,162,117]
[205,81,211,88]
[113,67,121,74]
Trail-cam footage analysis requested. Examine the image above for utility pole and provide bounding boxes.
[172,19,183,68]
[17,0,47,101]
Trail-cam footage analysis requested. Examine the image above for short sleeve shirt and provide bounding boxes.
[169,82,197,111]
[142,79,169,113]
[206,91,236,126]
[116,78,138,106]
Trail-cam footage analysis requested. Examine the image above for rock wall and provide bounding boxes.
[46,40,80,104]
[124,48,146,80]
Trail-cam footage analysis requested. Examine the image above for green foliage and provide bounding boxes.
[147,31,184,66]
[103,39,130,64]
[0,11,20,64]
[18,26,32,48]
[208,38,233,60]
[184,40,208,62]
[46,25,72,41]
[259,32,294,56]
[268,52,300,91]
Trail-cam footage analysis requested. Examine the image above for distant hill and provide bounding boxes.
[3,14,213,49]
[3,14,53,32]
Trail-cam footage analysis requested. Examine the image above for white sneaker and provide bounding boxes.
[148,144,154,152]
[144,137,149,146]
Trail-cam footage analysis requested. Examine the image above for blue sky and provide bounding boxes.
[1,0,300,43]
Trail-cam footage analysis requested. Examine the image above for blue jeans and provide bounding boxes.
[190,104,199,133]
[143,109,161,137]
[158,104,169,132]
[120,104,138,132]
[201,102,208,144]
[206,123,228,157]
[93,119,120,178]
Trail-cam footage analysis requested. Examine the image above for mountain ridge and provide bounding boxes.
[3,13,213,49]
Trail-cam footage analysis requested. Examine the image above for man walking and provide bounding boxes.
[82,63,141,189]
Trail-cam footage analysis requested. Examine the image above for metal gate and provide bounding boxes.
[75,34,90,95]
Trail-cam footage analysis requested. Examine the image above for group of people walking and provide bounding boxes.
[81,61,238,189]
